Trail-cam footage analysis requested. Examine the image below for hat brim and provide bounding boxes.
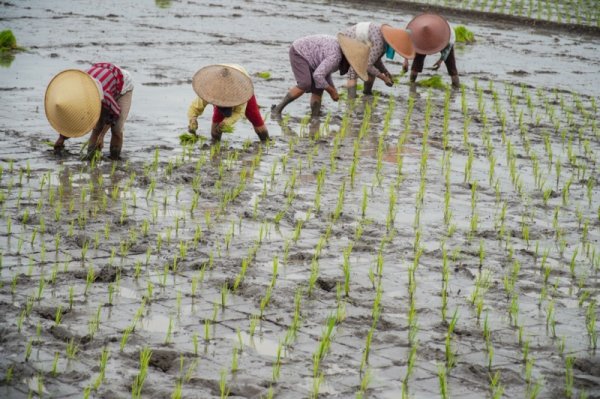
[44,69,102,138]
[337,33,370,82]
[192,65,254,107]
[406,14,451,55]
[381,25,416,60]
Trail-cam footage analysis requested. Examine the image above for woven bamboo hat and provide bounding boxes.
[381,25,415,59]
[337,33,370,81]
[192,65,254,107]
[44,69,102,138]
[406,13,451,55]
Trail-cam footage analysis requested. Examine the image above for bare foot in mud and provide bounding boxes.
[53,145,66,156]
[309,118,321,135]
[270,104,282,120]
[409,82,419,96]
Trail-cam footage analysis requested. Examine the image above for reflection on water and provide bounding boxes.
[0,52,15,68]
[141,312,171,333]
[231,331,285,358]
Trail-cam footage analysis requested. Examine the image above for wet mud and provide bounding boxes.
[1,0,600,398]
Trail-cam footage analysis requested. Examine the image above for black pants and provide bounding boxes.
[411,47,458,76]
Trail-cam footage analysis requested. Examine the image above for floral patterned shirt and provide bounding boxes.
[341,22,387,80]
[292,35,342,89]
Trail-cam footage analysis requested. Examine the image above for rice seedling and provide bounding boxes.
[66,337,78,360]
[417,75,448,90]
[360,185,368,218]
[445,309,458,369]
[437,363,448,399]
[564,355,575,398]
[131,347,152,399]
[545,299,556,337]
[586,301,597,349]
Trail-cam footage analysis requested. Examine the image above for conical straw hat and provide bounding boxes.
[44,69,102,138]
[192,65,254,107]
[406,13,451,55]
[381,25,416,60]
[337,33,370,81]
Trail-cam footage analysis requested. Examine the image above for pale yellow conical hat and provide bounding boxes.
[337,33,370,82]
[192,65,254,107]
[44,69,102,138]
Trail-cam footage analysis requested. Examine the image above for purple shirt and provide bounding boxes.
[292,35,342,89]
[342,22,387,80]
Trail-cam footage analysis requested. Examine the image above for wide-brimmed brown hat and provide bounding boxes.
[44,69,102,138]
[381,25,415,59]
[406,13,451,55]
[337,33,370,81]
[192,65,254,107]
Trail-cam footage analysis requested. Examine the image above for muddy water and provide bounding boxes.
[1,0,600,398]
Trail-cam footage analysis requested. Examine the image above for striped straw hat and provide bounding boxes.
[44,69,102,138]
[44,69,103,137]
[337,33,370,81]
[192,65,254,107]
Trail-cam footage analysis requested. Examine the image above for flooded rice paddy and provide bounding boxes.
[0,0,599,398]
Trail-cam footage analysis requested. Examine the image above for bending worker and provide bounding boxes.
[340,22,415,98]
[271,34,369,119]
[187,64,269,142]
[403,13,460,88]
[48,62,134,160]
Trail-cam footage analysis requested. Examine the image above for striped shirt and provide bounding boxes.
[87,63,124,119]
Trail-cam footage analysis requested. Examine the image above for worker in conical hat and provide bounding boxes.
[403,13,460,88]
[47,62,134,160]
[271,34,369,119]
[340,22,415,98]
[188,64,269,142]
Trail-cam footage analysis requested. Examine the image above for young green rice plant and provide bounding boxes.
[545,299,556,337]
[332,181,346,222]
[66,337,78,360]
[360,185,368,218]
[220,284,229,310]
[92,347,110,391]
[219,368,230,399]
[35,273,46,301]
[403,342,418,393]
[53,304,63,327]
[445,309,458,369]
[24,338,33,362]
[586,301,597,349]
[437,363,448,399]
[119,324,135,352]
[204,318,211,342]
[131,347,152,399]
[565,355,575,398]
[259,285,273,318]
